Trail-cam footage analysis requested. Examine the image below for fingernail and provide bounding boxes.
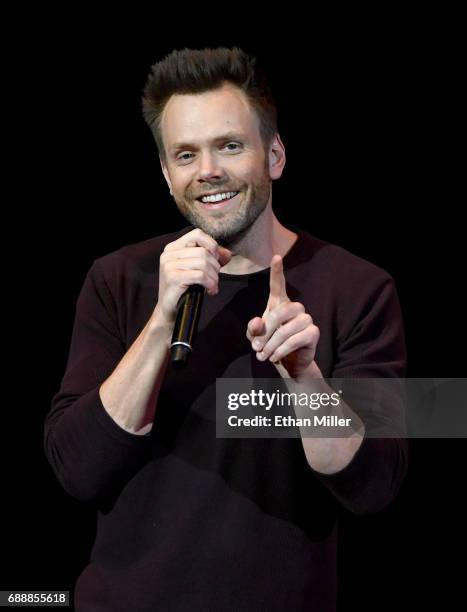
[253,339,261,350]
[257,352,265,360]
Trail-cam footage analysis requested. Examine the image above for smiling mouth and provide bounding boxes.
[196,191,240,209]
[196,191,239,204]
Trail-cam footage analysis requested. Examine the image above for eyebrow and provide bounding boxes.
[169,132,245,154]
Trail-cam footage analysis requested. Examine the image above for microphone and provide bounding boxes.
[170,284,205,368]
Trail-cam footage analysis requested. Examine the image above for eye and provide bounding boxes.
[222,142,242,152]
[178,152,194,161]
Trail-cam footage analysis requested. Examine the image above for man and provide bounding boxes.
[45,47,407,611]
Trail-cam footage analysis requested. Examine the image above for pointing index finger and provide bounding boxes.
[268,254,288,310]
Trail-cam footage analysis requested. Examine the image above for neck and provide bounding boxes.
[220,204,298,274]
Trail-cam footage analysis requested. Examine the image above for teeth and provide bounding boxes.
[200,191,238,203]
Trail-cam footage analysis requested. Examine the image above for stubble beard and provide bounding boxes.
[173,169,272,246]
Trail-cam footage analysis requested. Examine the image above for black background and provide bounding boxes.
[4,11,465,611]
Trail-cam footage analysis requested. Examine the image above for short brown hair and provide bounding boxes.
[142,47,278,162]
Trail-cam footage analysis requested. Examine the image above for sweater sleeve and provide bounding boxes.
[44,259,152,504]
[312,271,408,515]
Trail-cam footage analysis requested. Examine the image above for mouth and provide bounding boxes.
[196,190,240,210]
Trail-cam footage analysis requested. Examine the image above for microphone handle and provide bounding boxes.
[170,284,205,368]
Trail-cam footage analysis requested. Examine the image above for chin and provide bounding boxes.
[212,222,254,246]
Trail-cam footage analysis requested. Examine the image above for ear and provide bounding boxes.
[268,134,286,180]
[160,157,173,195]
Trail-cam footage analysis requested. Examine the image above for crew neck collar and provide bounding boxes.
[218,224,305,280]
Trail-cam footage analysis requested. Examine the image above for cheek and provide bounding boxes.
[171,177,190,196]
[233,165,261,187]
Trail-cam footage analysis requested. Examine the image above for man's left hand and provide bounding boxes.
[246,255,322,380]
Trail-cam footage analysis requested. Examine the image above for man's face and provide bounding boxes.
[160,83,277,244]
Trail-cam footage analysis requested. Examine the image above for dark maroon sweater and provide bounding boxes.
[45,226,408,611]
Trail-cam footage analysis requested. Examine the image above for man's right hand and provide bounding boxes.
[154,228,232,327]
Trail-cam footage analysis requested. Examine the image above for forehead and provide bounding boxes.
[160,83,261,149]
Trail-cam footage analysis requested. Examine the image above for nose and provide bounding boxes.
[197,150,225,182]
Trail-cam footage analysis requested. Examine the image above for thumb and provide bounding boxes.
[247,316,265,341]
[218,246,233,266]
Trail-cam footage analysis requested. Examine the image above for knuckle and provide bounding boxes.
[305,328,317,344]
[163,241,175,253]
[160,260,171,275]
